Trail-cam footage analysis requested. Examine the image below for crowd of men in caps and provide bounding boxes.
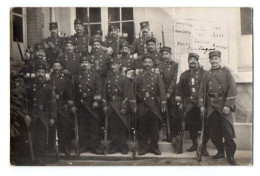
[15,19,238,165]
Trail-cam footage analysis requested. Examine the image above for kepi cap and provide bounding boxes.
[49,22,58,30]
[160,46,172,53]
[140,21,149,28]
[188,53,200,60]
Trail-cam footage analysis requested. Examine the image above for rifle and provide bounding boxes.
[104,110,109,155]
[72,110,80,156]
[175,108,185,154]
[54,123,59,161]
[131,78,137,159]
[106,14,112,40]
[165,107,171,142]
[16,39,25,61]
[161,25,165,47]
[196,82,207,161]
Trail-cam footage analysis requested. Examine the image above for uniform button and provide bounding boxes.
[79,85,81,87]
[211,98,213,101]
[34,98,36,101]
[80,90,82,92]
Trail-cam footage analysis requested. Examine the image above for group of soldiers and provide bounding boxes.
[15,18,237,165]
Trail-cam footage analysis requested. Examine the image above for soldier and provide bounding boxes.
[50,59,76,156]
[24,63,57,164]
[74,57,103,154]
[70,19,90,58]
[131,21,150,56]
[129,53,167,155]
[135,36,161,71]
[158,46,180,143]
[102,58,131,154]
[175,53,209,155]
[198,50,237,165]
[44,22,64,64]
[59,38,80,77]
[104,24,125,57]
[118,40,135,79]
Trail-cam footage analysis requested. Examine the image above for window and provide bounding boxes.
[240,8,253,35]
[76,8,102,35]
[12,8,24,42]
[108,7,135,44]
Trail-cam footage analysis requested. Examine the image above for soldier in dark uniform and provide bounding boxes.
[24,63,57,164]
[198,50,237,165]
[118,40,135,79]
[44,22,64,65]
[102,58,131,154]
[175,53,209,155]
[74,57,103,154]
[50,59,76,156]
[59,38,80,77]
[70,19,90,58]
[129,53,167,155]
[104,24,125,58]
[131,21,150,56]
[158,46,180,143]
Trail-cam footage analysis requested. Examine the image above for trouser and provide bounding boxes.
[57,112,73,151]
[78,106,101,150]
[208,111,236,157]
[32,118,48,157]
[186,107,209,144]
[138,111,160,151]
[109,111,128,150]
[168,102,181,138]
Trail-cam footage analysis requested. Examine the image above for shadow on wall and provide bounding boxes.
[235,83,253,123]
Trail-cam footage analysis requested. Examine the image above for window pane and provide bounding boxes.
[13,15,23,42]
[90,8,101,23]
[108,8,120,21]
[12,7,22,15]
[240,8,253,35]
[76,8,88,23]
[122,22,134,44]
[89,24,102,36]
[122,8,133,21]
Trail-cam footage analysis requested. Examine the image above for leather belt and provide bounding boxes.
[207,92,223,98]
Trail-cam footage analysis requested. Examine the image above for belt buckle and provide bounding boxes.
[145,92,149,98]
[112,96,116,101]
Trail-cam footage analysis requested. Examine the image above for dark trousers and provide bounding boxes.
[78,106,101,150]
[168,102,180,137]
[57,112,73,150]
[32,119,47,156]
[208,111,236,157]
[138,111,160,151]
[109,111,128,150]
[186,107,209,144]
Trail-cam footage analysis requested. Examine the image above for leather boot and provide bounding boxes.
[187,139,198,152]
[212,151,225,159]
[227,156,237,165]
[202,144,209,156]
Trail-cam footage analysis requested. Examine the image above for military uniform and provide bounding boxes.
[198,51,237,161]
[176,53,209,151]
[50,60,74,154]
[102,70,130,153]
[129,54,167,154]
[26,64,57,157]
[44,22,64,64]
[158,47,179,138]
[74,60,102,153]
[59,52,80,76]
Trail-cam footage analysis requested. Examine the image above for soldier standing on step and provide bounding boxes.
[198,50,237,165]
[175,53,209,155]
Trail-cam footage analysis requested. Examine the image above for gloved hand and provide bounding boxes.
[223,106,231,116]
[103,106,108,112]
[24,115,31,127]
[92,101,99,109]
[178,103,183,110]
[120,109,126,115]
[70,106,77,114]
[49,119,55,126]
[166,93,171,99]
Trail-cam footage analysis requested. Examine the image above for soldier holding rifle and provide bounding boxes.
[175,53,209,155]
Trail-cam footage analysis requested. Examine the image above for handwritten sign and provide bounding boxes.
[173,19,229,75]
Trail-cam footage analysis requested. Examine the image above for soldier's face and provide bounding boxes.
[36,69,46,81]
[147,42,156,52]
[111,63,120,73]
[141,26,150,36]
[188,57,199,68]
[143,58,154,70]
[66,43,75,53]
[50,28,58,37]
[81,61,91,71]
[93,42,101,52]
[209,56,221,68]
[74,24,84,34]
[35,49,46,59]
[111,29,119,37]
[161,51,172,61]
[53,63,62,73]
[122,46,129,54]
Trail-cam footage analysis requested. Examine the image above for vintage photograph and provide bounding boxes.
[10,7,253,166]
